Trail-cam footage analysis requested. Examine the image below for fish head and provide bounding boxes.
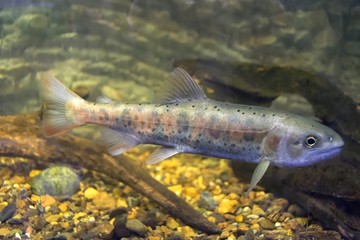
[269,116,344,167]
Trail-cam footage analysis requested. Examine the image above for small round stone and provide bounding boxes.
[125,219,147,236]
[31,166,80,198]
[258,217,275,230]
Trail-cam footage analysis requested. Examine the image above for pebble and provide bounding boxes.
[166,218,179,229]
[218,199,238,214]
[40,195,56,208]
[88,221,114,239]
[251,205,265,216]
[0,227,11,236]
[125,219,147,236]
[246,214,259,219]
[258,217,275,230]
[84,187,99,199]
[45,214,60,223]
[198,191,217,210]
[92,191,116,210]
[0,203,16,222]
[31,166,80,198]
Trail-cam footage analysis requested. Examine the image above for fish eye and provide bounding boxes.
[304,135,318,148]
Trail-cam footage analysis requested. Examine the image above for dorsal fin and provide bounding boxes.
[155,67,207,103]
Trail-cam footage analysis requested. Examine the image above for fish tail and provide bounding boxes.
[39,72,84,137]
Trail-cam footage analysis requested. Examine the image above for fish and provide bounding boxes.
[39,68,344,195]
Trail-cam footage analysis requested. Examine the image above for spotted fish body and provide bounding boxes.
[40,68,344,194]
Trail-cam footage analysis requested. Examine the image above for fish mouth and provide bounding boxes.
[305,146,343,165]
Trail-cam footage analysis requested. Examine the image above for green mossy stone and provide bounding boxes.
[31,166,80,198]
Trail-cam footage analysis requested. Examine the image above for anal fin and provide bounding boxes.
[99,127,139,156]
[146,147,179,164]
[245,159,270,196]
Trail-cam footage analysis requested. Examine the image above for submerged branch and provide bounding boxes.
[0,112,220,234]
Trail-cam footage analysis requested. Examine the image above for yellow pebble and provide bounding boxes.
[235,215,244,223]
[218,199,238,214]
[29,170,42,178]
[45,214,60,223]
[58,202,68,212]
[166,218,179,229]
[84,187,99,199]
[40,195,56,208]
[59,221,69,229]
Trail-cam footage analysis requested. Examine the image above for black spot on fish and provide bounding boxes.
[237,109,240,112]
[253,112,256,115]
[166,109,169,112]
[138,103,142,106]
[182,125,189,133]
[272,114,275,116]
[217,109,220,112]
[192,105,195,108]
[262,114,265,117]
[248,107,252,110]
[244,133,255,142]
[175,103,179,106]
[214,106,217,108]
[242,112,245,115]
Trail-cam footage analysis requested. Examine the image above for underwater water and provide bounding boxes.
[0,0,360,239]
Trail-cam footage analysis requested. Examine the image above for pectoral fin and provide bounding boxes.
[146,147,179,164]
[245,159,270,196]
[99,127,139,156]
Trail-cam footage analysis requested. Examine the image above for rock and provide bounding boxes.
[251,205,265,216]
[125,219,148,236]
[92,191,116,210]
[31,166,80,198]
[166,218,179,230]
[0,203,16,222]
[0,227,10,237]
[39,195,56,208]
[84,187,99,199]
[88,221,114,239]
[45,214,61,223]
[218,198,238,214]
[258,217,275,230]
[198,191,217,210]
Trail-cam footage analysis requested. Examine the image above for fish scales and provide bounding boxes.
[73,99,284,162]
[39,68,344,194]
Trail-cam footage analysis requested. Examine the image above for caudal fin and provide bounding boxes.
[39,72,83,136]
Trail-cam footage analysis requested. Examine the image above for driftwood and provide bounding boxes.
[173,59,360,239]
[0,112,220,234]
